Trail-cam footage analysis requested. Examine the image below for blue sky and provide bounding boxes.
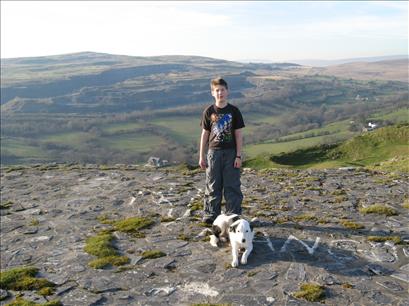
[1,1,407,61]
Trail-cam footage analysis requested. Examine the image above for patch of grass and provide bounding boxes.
[96,214,115,225]
[37,286,55,296]
[161,216,176,222]
[5,298,62,306]
[29,219,40,226]
[359,204,398,216]
[0,200,14,209]
[0,266,55,291]
[192,303,231,306]
[367,236,403,244]
[178,233,191,241]
[113,216,154,233]
[84,231,130,269]
[84,232,117,258]
[293,283,326,302]
[89,255,130,269]
[340,220,365,230]
[141,250,166,259]
[293,214,317,223]
[189,199,203,212]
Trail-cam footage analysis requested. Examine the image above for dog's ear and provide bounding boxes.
[231,215,240,223]
[212,225,221,238]
[249,223,254,232]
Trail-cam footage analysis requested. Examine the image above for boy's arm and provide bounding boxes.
[199,129,210,169]
[234,128,243,168]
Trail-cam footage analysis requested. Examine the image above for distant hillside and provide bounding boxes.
[1,52,408,166]
[245,124,409,172]
[289,55,408,67]
[310,59,409,82]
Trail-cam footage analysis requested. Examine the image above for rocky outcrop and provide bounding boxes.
[1,164,408,305]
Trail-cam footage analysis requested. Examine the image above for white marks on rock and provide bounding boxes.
[127,196,136,206]
[262,231,275,252]
[178,282,219,297]
[280,235,320,255]
[145,286,176,297]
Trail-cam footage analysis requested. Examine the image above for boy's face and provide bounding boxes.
[211,85,228,103]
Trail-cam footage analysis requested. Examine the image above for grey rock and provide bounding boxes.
[0,289,9,301]
[376,280,404,291]
[60,288,104,305]
[366,290,393,305]
[285,263,306,281]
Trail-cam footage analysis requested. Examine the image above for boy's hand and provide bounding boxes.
[234,157,242,168]
[199,158,207,170]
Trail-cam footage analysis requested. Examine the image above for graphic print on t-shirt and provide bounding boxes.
[211,113,233,143]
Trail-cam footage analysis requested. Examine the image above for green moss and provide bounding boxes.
[247,271,258,277]
[191,304,231,306]
[97,214,115,225]
[0,266,38,289]
[113,217,154,233]
[340,220,365,230]
[6,298,62,306]
[141,250,166,259]
[359,204,398,216]
[0,200,14,209]
[37,286,54,296]
[293,214,317,222]
[189,199,203,212]
[367,236,402,244]
[84,232,117,258]
[178,233,191,241]
[88,255,130,269]
[29,219,40,226]
[161,216,176,222]
[0,266,56,298]
[293,283,326,302]
[403,198,409,209]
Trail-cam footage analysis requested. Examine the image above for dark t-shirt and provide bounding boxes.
[200,103,245,150]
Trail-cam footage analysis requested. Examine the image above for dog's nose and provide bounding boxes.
[242,239,246,243]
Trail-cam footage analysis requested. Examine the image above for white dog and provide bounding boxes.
[228,219,254,267]
[209,213,240,247]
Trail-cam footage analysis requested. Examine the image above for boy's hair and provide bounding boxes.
[210,77,228,90]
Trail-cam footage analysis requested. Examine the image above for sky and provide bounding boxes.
[1,1,408,61]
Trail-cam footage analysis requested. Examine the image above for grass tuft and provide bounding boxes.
[113,217,154,233]
[340,220,365,230]
[5,297,62,306]
[359,204,398,216]
[88,255,130,269]
[367,236,403,244]
[0,200,14,209]
[141,250,166,259]
[293,283,326,302]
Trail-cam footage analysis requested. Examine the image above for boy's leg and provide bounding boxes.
[203,150,223,222]
[223,149,243,215]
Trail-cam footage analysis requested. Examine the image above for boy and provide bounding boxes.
[199,77,245,224]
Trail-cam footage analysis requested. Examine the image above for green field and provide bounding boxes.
[244,124,409,172]
[1,137,50,162]
[100,132,165,153]
[150,116,201,144]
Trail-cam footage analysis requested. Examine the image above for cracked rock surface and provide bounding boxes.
[1,164,408,305]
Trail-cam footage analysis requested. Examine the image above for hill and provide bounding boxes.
[310,59,409,82]
[1,52,408,165]
[245,124,409,172]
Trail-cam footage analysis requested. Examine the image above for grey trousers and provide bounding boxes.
[204,148,243,220]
